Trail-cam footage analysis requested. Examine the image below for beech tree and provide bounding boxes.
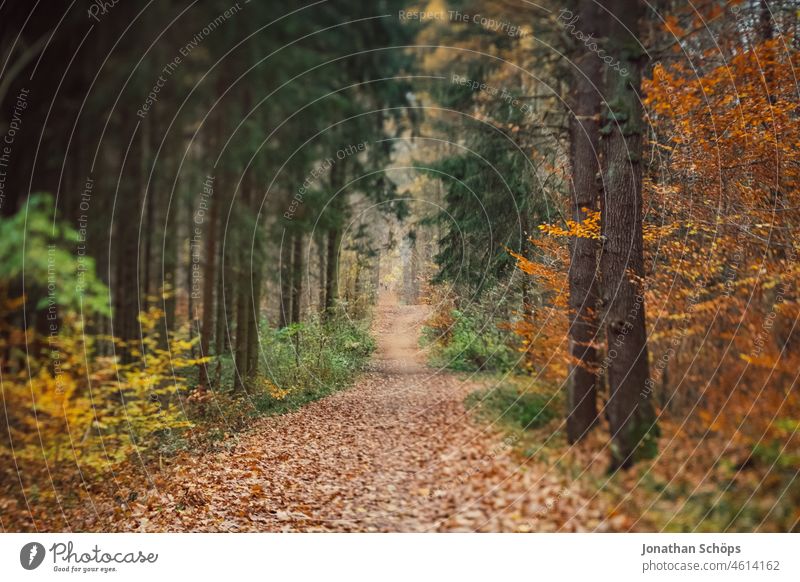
[598,0,658,468]
[565,0,603,443]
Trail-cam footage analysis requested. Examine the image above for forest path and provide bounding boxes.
[114,299,614,532]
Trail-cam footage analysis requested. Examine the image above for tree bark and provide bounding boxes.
[233,276,250,390]
[234,87,255,390]
[760,0,775,103]
[599,0,658,469]
[324,158,346,315]
[247,267,262,379]
[325,227,340,314]
[565,0,603,443]
[291,232,304,324]
[114,117,143,359]
[317,233,327,313]
[215,191,234,356]
[279,231,294,328]
[199,174,217,387]
[233,198,253,390]
[142,113,154,312]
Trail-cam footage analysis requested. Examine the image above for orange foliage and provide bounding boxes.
[508,236,570,385]
[641,36,800,454]
[512,35,800,528]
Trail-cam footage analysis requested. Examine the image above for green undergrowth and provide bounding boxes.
[185,312,376,447]
[252,313,376,415]
[466,384,559,430]
[421,307,520,373]
[462,377,799,532]
[464,379,565,459]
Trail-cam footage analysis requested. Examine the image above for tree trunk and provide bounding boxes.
[162,127,178,347]
[199,174,217,387]
[324,158,346,315]
[317,233,327,313]
[519,210,533,318]
[279,231,294,328]
[233,201,253,390]
[215,196,234,356]
[186,175,195,347]
[247,268,262,379]
[142,113,154,311]
[325,227,340,314]
[291,232,304,324]
[599,0,658,469]
[565,0,603,443]
[410,238,418,304]
[234,274,250,390]
[760,0,775,103]
[234,87,255,390]
[114,118,142,359]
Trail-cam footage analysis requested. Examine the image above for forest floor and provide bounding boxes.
[82,299,622,532]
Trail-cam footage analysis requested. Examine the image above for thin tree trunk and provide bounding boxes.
[410,238,418,304]
[247,268,262,378]
[161,121,179,346]
[520,213,533,317]
[760,0,775,103]
[214,72,233,359]
[279,231,294,328]
[291,232,303,324]
[325,226,340,314]
[234,87,254,389]
[142,113,154,312]
[599,0,658,469]
[324,159,345,315]
[233,203,253,390]
[200,174,217,387]
[114,118,142,358]
[317,233,327,313]
[234,273,250,390]
[565,0,603,443]
[186,176,195,348]
[215,193,234,355]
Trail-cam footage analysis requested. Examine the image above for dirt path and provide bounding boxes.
[102,301,614,532]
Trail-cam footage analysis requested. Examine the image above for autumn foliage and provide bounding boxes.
[0,291,204,526]
[501,27,800,528]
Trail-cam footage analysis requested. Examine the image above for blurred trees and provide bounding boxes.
[0,0,412,527]
[1,0,799,532]
[414,0,799,492]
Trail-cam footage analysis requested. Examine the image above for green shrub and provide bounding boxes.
[423,308,518,373]
[466,385,558,430]
[252,313,375,414]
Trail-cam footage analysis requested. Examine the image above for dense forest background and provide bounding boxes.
[1,0,798,532]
